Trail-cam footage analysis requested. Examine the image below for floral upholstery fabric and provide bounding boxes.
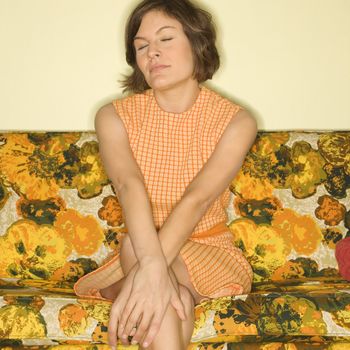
[0,131,349,349]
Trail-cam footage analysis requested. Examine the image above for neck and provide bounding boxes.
[153,80,201,114]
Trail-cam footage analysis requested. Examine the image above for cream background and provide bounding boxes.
[0,0,349,131]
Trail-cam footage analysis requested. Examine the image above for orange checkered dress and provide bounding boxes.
[74,85,253,304]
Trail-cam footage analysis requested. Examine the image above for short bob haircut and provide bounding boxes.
[120,0,220,94]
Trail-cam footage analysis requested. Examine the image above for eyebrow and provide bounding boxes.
[134,26,176,41]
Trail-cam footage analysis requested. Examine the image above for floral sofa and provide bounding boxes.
[0,130,349,350]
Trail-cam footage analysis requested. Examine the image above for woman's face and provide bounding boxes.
[133,10,197,91]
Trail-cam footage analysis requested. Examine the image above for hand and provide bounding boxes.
[108,262,138,349]
[128,263,187,348]
[107,257,186,349]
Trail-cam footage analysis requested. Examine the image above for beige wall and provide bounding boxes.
[0,0,349,131]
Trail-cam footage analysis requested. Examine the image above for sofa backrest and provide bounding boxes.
[0,131,348,287]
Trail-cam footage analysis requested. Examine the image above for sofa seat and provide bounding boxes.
[1,277,350,349]
[1,130,349,349]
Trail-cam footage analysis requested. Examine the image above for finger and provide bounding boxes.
[123,302,144,340]
[108,288,131,346]
[168,270,186,320]
[118,296,138,341]
[130,325,137,337]
[130,310,152,345]
[171,292,187,321]
[107,303,121,349]
[141,310,164,349]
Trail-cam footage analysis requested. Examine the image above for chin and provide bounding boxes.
[148,78,191,92]
[148,80,173,91]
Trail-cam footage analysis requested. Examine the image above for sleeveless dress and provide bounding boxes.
[74,85,253,304]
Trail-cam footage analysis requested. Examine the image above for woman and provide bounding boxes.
[74,0,257,349]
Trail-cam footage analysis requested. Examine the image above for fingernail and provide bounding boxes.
[131,340,138,345]
[143,342,148,347]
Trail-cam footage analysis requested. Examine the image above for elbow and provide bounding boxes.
[183,188,211,213]
[116,177,145,196]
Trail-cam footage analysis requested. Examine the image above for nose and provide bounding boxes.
[147,42,160,60]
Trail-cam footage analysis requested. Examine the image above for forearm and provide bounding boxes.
[157,193,210,266]
[118,180,208,268]
[117,179,165,264]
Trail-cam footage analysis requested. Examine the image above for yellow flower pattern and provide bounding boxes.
[54,209,104,255]
[0,219,71,279]
[0,131,349,348]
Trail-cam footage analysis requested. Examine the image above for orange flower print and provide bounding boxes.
[213,310,258,338]
[231,171,274,201]
[233,196,283,225]
[289,141,327,199]
[271,257,318,281]
[79,299,111,323]
[0,133,79,200]
[16,195,66,225]
[91,322,109,343]
[323,162,349,199]
[250,133,290,156]
[54,208,104,255]
[271,261,306,281]
[58,304,88,336]
[315,195,346,226]
[331,304,350,331]
[0,304,47,339]
[74,141,110,199]
[272,208,322,255]
[51,261,85,282]
[318,133,350,171]
[0,178,9,210]
[51,258,98,282]
[237,133,294,192]
[0,219,71,279]
[322,227,344,249]
[229,218,291,282]
[104,226,128,251]
[98,195,123,226]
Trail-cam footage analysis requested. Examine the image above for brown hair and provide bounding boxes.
[119,0,220,93]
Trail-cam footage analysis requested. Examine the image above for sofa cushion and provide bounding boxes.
[1,280,350,346]
[0,131,349,287]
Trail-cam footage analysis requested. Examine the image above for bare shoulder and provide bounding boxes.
[223,108,258,143]
[93,102,142,191]
[232,108,257,129]
[95,102,118,122]
[94,102,126,136]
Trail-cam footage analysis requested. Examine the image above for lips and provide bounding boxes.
[150,65,169,73]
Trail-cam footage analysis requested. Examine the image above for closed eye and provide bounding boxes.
[137,45,148,51]
[136,38,173,51]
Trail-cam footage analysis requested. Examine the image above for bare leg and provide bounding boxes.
[138,277,185,350]
[101,235,195,349]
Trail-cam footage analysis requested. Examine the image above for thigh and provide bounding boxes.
[100,234,137,300]
[171,254,208,305]
[168,268,195,315]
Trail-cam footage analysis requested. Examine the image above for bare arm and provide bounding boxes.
[95,103,165,265]
[99,105,187,350]
[96,104,257,269]
[157,109,258,266]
